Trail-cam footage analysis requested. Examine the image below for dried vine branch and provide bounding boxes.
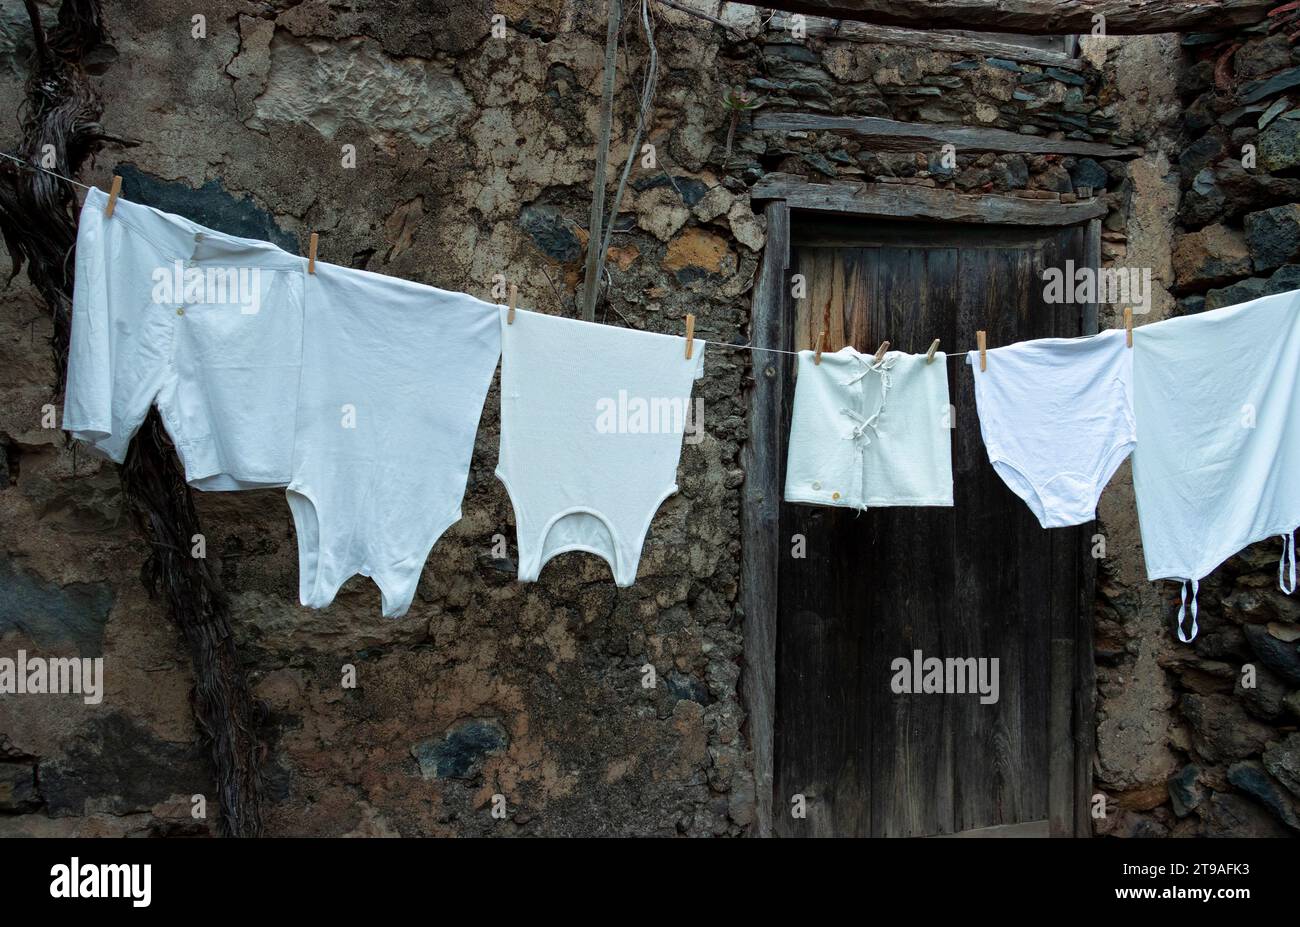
[0,0,265,837]
[579,0,623,321]
[580,0,661,320]
[595,0,659,302]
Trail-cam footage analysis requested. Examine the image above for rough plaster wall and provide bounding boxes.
[1081,33,1185,807]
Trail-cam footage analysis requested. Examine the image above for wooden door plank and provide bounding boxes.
[740,202,790,838]
[1015,239,1059,826]
[952,246,992,831]
[829,248,849,351]
[776,249,873,838]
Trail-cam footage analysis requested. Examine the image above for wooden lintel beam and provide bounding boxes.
[750,173,1109,226]
[755,112,1141,159]
[766,15,1086,71]
[760,0,1271,36]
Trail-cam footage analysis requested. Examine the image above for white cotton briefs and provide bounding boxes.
[64,186,305,489]
[967,329,1134,528]
[288,264,501,618]
[784,348,953,510]
[1133,288,1300,639]
[497,308,704,586]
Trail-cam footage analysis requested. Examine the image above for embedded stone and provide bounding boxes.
[1180,160,1300,227]
[1199,791,1292,837]
[38,713,211,817]
[0,556,113,657]
[410,719,507,780]
[636,186,691,242]
[0,763,40,813]
[1068,157,1108,192]
[1168,764,1205,818]
[1180,693,1275,763]
[1206,267,1300,310]
[1171,224,1252,291]
[1244,203,1300,271]
[519,204,583,263]
[1046,67,1086,86]
[1244,622,1300,684]
[1240,66,1300,105]
[1235,34,1294,81]
[1235,662,1291,721]
[691,186,735,223]
[726,201,766,252]
[1206,275,1261,309]
[663,227,734,282]
[1226,761,1300,831]
[1178,133,1223,181]
[1259,112,1300,171]
[1263,733,1300,800]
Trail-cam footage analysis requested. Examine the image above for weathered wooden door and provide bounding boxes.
[773,217,1096,837]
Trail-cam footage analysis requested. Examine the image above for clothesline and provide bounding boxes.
[30,148,1300,644]
[0,151,1076,363]
[0,151,94,191]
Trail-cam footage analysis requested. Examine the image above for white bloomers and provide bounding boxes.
[967,329,1134,529]
[784,348,953,510]
[64,185,305,490]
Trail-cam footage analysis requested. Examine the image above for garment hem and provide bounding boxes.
[1145,523,1300,584]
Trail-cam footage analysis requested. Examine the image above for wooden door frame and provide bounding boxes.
[740,177,1102,837]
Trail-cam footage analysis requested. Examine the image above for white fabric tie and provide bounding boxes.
[843,351,897,387]
[1280,529,1297,595]
[1176,579,1200,644]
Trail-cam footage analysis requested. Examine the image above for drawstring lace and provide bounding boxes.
[1176,579,1199,643]
[1281,529,1297,594]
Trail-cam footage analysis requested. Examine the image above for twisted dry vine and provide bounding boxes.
[0,0,264,836]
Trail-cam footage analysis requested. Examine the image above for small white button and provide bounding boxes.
[175,307,185,316]
[811,481,821,490]
[193,232,204,242]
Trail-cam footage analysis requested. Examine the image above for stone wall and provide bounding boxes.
[1,0,1293,837]
[1090,22,1300,838]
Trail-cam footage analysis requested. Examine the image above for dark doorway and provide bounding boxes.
[772,216,1097,837]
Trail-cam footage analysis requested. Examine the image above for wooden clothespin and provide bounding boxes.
[104,175,121,218]
[1124,307,1133,348]
[926,339,941,364]
[977,330,988,371]
[814,330,826,365]
[873,340,890,364]
[685,313,696,359]
[307,232,318,274]
[507,284,517,324]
